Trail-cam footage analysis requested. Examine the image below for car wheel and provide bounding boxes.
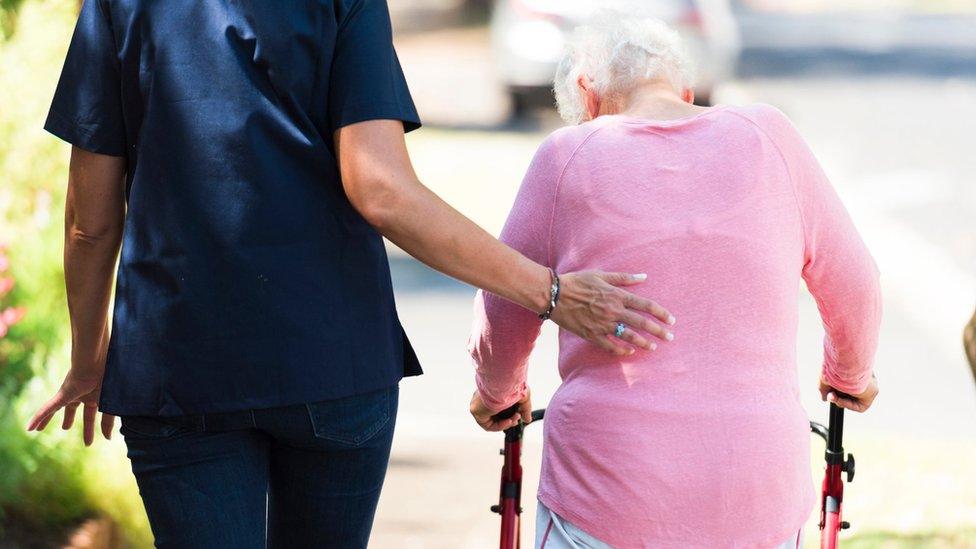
[509,88,532,118]
[508,86,555,119]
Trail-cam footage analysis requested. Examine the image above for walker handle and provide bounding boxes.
[491,404,521,423]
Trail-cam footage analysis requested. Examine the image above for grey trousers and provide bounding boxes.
[534,501,802,549]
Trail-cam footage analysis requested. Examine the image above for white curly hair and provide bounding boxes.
[554,11,696,124]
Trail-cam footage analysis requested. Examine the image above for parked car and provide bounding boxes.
[490,0,741,113]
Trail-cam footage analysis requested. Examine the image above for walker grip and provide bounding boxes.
[491,404,521,423]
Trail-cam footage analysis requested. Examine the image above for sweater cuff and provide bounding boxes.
[821,361,872,396]
[475,377,528,414]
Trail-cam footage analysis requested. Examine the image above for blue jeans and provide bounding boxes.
[121,386,398,548]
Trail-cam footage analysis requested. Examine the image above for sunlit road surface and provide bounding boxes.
[370,22,976,549]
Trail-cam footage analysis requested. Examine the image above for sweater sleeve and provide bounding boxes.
[467,134,565,412]
[766,106,882,395]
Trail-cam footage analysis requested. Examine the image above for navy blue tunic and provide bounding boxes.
[46,0,423,416]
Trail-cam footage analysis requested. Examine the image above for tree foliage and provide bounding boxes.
[0,0,27,40]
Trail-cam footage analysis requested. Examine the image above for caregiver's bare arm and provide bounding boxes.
[63,148,126,376]
[28,146,125,444]
[335,120,673,355]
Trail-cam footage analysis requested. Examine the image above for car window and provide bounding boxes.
[517,0,695,24]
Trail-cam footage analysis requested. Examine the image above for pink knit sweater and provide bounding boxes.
[468,104,881,548]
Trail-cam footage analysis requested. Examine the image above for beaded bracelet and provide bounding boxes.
[538,268,561,321]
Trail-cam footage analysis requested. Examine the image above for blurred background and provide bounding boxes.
[1,0,975,547]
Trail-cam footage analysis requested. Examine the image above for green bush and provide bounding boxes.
[0,0,28,40]
[0,0,151,545]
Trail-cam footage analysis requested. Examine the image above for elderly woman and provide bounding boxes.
[468,15,882,549]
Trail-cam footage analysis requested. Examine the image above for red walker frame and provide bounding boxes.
[490,403,855,549]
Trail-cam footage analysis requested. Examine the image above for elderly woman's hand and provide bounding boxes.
[470,389,532,432]
[819,374,879,413]
[552,271,675,356]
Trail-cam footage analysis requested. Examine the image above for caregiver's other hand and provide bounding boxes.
[819,374,878,413]
[552,271,675,356]
[27,368,115,446]
[470,388,532,432]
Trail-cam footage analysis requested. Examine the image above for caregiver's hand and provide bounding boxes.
[27,367,115,446]
[553,271,675,356]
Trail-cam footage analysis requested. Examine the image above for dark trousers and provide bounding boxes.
[120,386,398,549]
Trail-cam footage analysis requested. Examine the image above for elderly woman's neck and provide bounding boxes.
[611,80,707,121]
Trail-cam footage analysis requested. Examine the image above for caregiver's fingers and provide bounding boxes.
[592,334,632,356]
[622,293,675,326]
[62,402,81,430]
[27,391,70,432]
[101,413,116,441]
[619,311,672,344]
[615,328,654,352]
[83,403,97,446]
[598,272,648,287]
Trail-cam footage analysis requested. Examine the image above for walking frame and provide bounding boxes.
[490,400,855,548]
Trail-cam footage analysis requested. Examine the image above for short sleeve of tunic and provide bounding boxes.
[328,0,421,133]
[44,0,126,156]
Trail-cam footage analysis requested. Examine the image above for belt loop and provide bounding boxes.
[200,413,207,432]
[249,409,257,428]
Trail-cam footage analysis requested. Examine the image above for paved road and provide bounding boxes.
[371,20,976,548]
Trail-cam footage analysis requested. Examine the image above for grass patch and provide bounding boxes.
[845,528,976,548]
[800,435,976,547]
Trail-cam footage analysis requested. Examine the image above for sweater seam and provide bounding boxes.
[727,110,854,386]
[546,123,614,267]
[725,109,809,264]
